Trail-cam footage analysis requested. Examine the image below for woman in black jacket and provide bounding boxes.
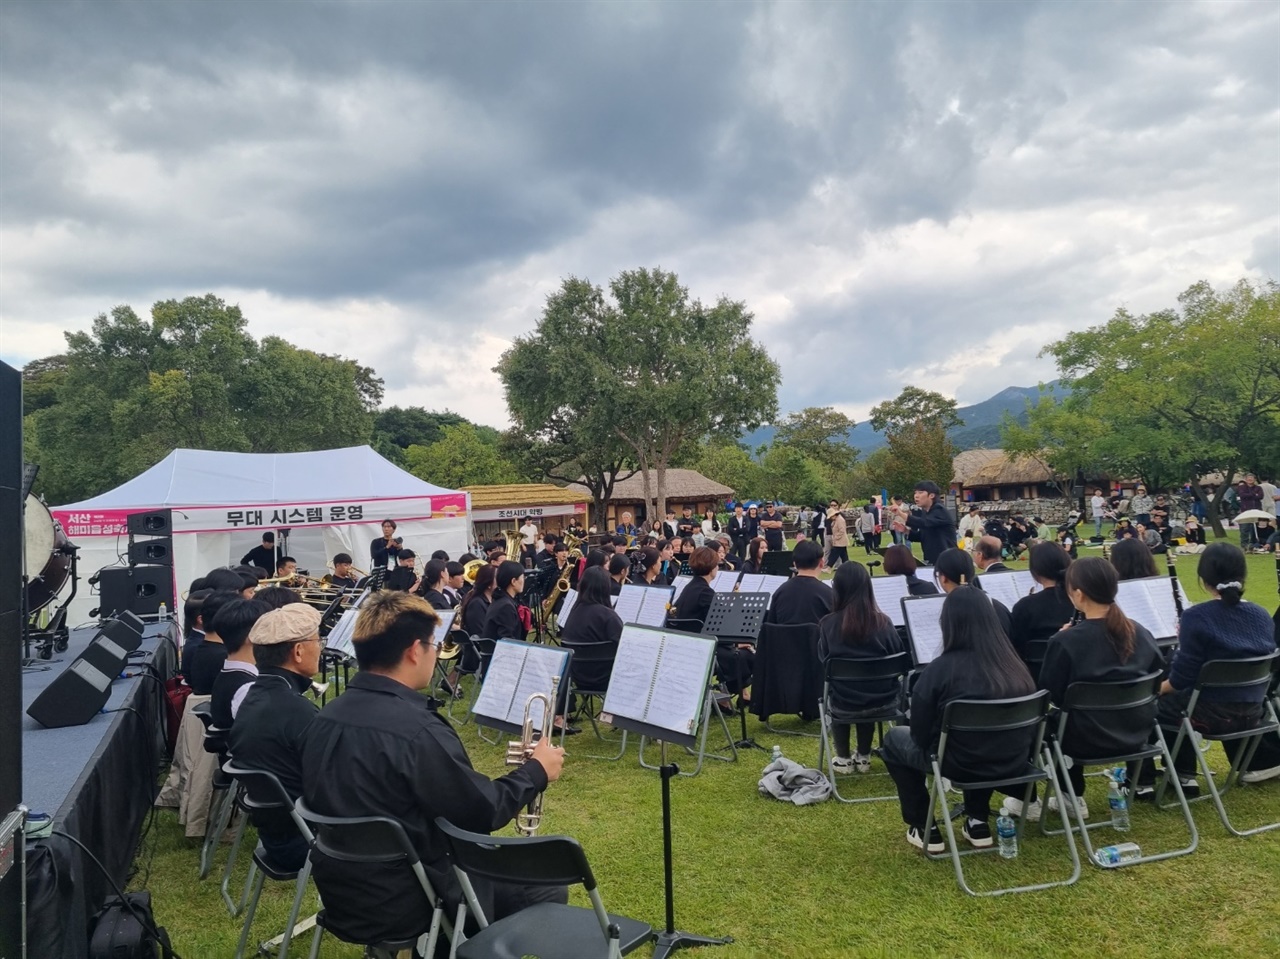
[560,567,624,692]
[819,562,905,774]
[881,545,938,596]
[1008,558,1164,822]
[460,564,496,637]
[741,537,767,576]
[482,561,526,641]
[881,586,1035,853]
[1008,543,1075,662]
[935,548,1013,639]
[418,559,456,609]
[671,546,754,705]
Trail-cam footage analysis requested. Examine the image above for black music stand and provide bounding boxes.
[760,550,794,577]
[702,592,770,751]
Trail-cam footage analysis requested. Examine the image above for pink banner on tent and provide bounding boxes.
[54,509,133,538]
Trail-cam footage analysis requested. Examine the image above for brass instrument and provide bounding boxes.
[505,676,559,836]
[542,548,582,621]
[322,563,367,585]
[503,528,524,564]
[462,558,486,584]
[256,572,323,589]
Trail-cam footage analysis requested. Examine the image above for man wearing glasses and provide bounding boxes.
[227,603,324,871]
[301,591,568,947]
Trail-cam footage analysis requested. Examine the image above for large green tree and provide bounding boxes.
[497,269,780,522]
[23,294,383,504]
[867,387,962,497]
[404,423,520,489]
[772,406,859,489]
[681,439,763,501]
[1017,278,1280,534]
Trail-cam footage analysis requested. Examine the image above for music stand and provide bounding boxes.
[701,592,769,751]
[760,550,794,577]
[601,628,733,959]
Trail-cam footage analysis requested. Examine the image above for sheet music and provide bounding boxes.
[671,575,693,604]
[759,574,790,596]
[324,608,359,659]
[602,627,664,720]
[433,609,457,644]
[1115,577,1180,639]
[636,587,674,628]
[870,576,911,626]
[472,641,525,721]
[711,570,740,593]
[736,573,765,593]
[507,645,569,729]
[976,573,1024,612]
[614,585,646,624]
[902,595,947,665]
[472,640,569,728]
[556,587,579,628]
[647,633,716,734]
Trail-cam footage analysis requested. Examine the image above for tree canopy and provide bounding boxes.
[865,387,961,498]
[404,423,520,489]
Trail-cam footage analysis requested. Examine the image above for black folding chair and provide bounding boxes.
[470,636,502,745]
[816,653,910,803]
[434,818,653,959]
[1155,652,1280,836]
[559,638,628,760]
[1020,639,1049,685]
[193,704,238,881]
[444,630,484,725]
[1044,674,1198,868]
[295,798,452,959]
[751,623,822,738]
[923,691,1081,896]
[221,763,316,959]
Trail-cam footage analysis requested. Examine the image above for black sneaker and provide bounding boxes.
[962,817,993,848]
[907,825,945,854]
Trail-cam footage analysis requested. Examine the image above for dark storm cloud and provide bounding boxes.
[1,0,1276,424]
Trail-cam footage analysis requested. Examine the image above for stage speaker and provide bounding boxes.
[26,617,145,728]
[128,537,173,566]
[127,509,172,536]
[97,566,174,619]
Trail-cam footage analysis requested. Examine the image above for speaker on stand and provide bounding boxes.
[90,509,175,620]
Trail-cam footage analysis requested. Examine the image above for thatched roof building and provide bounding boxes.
[462,483,586,536]
[566,468,734,529]
[952,449,1059,501]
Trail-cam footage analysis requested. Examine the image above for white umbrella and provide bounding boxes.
[1232,509,1275,524]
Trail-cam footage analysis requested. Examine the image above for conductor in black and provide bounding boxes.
[300,590,567,946]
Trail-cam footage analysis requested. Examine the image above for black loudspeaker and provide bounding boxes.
[127,509,172,536]
[128,538,173,566]
[26,617,145,728]
[97,566,174,618]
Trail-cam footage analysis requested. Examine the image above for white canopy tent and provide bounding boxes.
[52,446,470,625]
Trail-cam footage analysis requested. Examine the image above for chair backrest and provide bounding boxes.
[665,617,704,634]
[294,798,420,867]
[1196,652,1280,691]
[759,622,820,647]
[433,817,595,892]
[824,651,911,684]
[222,761,313,841]
[559,639,617,665]
[1063,672,1162,712]
[470,636,497,678]
[941,690,1049,734]
[191,700,213,728]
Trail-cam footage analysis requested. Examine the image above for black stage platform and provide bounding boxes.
[21,620,177,959]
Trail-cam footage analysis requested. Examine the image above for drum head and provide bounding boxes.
[24,495,55,576]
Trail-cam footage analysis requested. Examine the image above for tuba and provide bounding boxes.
[505,676,559,836]
[503,529,525,565]
[462,558,486,584]
[542,548,582,621]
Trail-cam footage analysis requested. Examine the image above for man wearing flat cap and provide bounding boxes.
[227,603,323,871]
[905,480,957,565]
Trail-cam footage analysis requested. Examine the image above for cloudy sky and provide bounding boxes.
[2,0,1276,427]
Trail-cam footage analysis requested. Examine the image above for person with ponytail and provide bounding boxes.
[933,548,1014,640]
[881,586,1035,853]
[1138,542,1280,791]
[1007,558,1164,821]
[818,562,905,774]
[1008,543,1076,659]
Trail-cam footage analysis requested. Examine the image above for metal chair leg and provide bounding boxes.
[198,784,234,879]
[233,868,266,959]
[276,862,312,959]
[220,805,250,916]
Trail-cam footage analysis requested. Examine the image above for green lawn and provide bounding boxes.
[131,545,1280,958]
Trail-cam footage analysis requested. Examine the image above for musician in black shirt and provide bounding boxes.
[607,554,630,595]
[671,546,754,705]
[385,549,419,592]
[239,531,276,574]
[482,561,526,640]
[560,567,624,692]
[419,559,456,609]
[300,591,565,946]
[183,590,236,694]
[768,540,832,625]
[882,545,938,596]
[321,553,358,589]
[209,598,270,730]
[905,481,957,565]
[935,549,1013,639]
[741,537,767,575]
[1008,543,1075,662]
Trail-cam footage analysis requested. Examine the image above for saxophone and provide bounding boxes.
[542,548,582,621]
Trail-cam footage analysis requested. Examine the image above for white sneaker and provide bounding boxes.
[831,756,855,775]
[1048,795,1090,820]
[1240,764,1280,784]
[1004,797,1042,822]
[853,753,872,774]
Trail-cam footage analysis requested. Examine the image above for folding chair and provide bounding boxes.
[446,633,485,725]
[751,623,823,739]
[470,637,503,745]
[221,762,316,959]
[1020,639,1048,685]
[816,653,910,803]
[1044,674,1198,868]
[922,691,1081,896]
[434,817,653,959]
[296,798,452,959]
[1155,652,1280,836]
[193,705,238,881]
[559,639,628,760]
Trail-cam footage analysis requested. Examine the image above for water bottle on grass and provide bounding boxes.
[1106,767,1130,832]
[771,745,782,763]
[997,807,1018,859]
[1094,842,1141,866]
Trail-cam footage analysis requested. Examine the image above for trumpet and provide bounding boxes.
[505,675,559,836]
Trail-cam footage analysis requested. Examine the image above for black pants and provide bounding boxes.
[833,722,876,758]
[862,532,881,554]
[1138,688,1266,782]
[716,645,755,696]
[730,538,747,562]
[881,726,995,827]
[826,545,848,567]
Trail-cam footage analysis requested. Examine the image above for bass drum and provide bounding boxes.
[25,495,71,613]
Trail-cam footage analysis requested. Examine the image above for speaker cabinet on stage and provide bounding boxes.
[128,537,173,566]
[98,566,174,619]
[127,509,172,536]
[26,617,146,729]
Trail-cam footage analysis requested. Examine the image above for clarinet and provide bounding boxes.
[1167,546,1183,622]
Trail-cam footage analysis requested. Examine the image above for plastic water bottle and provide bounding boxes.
[157,602,167,622]
[997,807,1018,859]
[1094,842,1141,866]
[1107,767,1130,832]
[771,745,783,763]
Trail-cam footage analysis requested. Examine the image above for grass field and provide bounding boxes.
[130,546,1280,958]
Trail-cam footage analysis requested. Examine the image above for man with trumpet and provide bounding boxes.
[300,591,567,945]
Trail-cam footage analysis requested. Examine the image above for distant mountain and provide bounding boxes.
[743,382,1068,455]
